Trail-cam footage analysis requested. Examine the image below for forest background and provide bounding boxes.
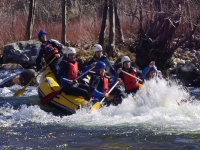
[0,0,200,74]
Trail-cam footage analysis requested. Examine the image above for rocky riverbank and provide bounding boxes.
[0,40,200,87]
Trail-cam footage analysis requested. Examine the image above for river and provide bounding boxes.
[0,70,200,149]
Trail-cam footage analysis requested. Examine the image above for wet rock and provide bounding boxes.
[170,63,200,87]
[0,63,23,69]
[2,39,40,67]
[0,69,38,88]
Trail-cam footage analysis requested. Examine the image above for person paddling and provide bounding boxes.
[57,47,94,101]
[87,44,116,78]
[142,61,162,80]
[36,30,64,79]
[89,62,124,106]
[117,56,142,95]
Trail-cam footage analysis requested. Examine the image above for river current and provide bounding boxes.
[0,70,200,149]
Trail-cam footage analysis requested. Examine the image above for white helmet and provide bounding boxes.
[121,56,131,65]
[92,44,103,53]
[66,47,76,57]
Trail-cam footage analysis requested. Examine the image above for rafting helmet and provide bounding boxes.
[121,56,131,66]
[95,61,106,73]
[38,30,47,42]
[66,47,76,57]
[149,66,156,72]
[92,44,103,53]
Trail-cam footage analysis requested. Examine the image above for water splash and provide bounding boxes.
[0,74,200,133]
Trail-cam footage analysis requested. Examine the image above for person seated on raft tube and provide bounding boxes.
[117,56,142,95]
[142,61,162,80]
[58,47,95,101]
[89,61,125,106]
[87,44,116,79]
[36,30,64,79]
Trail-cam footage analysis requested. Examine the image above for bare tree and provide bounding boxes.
[24,0,37,40]
[114,0,124,44]
[107,0,116,57]
[98,0,109,46]
[61,0,67,45]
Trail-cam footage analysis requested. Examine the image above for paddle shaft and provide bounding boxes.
[40,66,95,105]
[25,57,57,88]
[75,66,95,81]
[14,57,56,96]
[121,70,143,82]
[100,81,119,104]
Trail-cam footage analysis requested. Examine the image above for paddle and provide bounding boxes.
[121,70,143,89]
[40,66,95,106]
[14,57,56,97]
[0,70,25,86]
[121,70,143,82]
[90,81,119,113]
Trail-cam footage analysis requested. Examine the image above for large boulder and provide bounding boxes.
[2,40,41,68]
[169,63,200,87]
[0,69,38,88]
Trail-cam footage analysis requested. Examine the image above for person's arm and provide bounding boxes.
[142,66,151,80]
[49,39,64,56]
[136,68,142,78]
[101,56,116,78]
[58,61,71,86]
[35,48,43,72]
[90,76,104,98]
[86,57,95,66]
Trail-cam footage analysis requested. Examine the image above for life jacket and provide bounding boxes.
[42,42,59,61]
[89,75,109,98]
[123,70,139,91]
[67,61,78,80]
[102,77,109,93]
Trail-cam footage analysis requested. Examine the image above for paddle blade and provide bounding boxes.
[139,84,143,89]
[89,102,101,113]
[40,89,62,106]
[14,88,25,97]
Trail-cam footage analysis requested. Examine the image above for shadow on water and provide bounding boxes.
[0,96,65,117]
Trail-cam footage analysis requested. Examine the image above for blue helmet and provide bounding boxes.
[38,30,47,41]
[149,66,156,72]
[95,62,106,73]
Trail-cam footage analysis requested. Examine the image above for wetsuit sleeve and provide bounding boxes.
[136,68,143,79]
[101,56,116,79]
[58,60,69,86]
[142,66,151,80]
[49,39,64,56]
[90,76,104,98]
[86,57,95,66]
[118,72,124,82]
[59,76,69,87]
[35,47,43,71]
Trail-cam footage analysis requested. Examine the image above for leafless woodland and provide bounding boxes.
[0,0,200,70]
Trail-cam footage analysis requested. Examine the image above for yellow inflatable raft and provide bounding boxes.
[38,67,88,115]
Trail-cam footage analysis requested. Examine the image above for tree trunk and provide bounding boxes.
[98,0,109,46]
[107,0,116,57]
[24,0,37,40]
[114,0,124,44]
[61,0,67,46]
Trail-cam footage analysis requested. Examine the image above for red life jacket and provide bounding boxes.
[67,62,78,80]
[89,76,109,98]
[123,70,139,91]
[102,77,109,93]
[42,43,59,61]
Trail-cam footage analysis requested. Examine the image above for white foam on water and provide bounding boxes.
[0,74,200,133]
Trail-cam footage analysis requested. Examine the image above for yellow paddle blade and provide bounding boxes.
[139,84,143,89]
[89,102,101,113]
[14,87,25,97]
